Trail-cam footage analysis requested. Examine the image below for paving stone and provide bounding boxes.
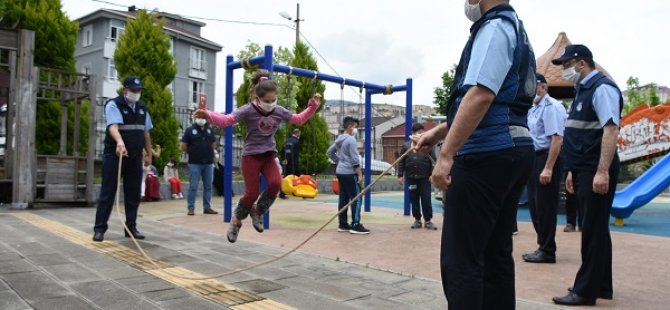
[0,278,10,291]
[0,252,23,262]
[25,253,72,266]
[115,274,176,293]
[346,295,412,310]
[2,271,73,301]
[50,242,98,258]
[29,295,98,310]
[159,253,199,264]
[71,280,162,310]
[42,263,102,283]
[340,266,412,285]
[142,288,192,301]
[281,263,344,280]
[158,296,229,310]
[176,261,255,283]
[244,265,299,281]
[0,290,31,310]
[231,279,288,294]
[261,287,361,310]
[0,259,38,274]
[93,266,145,280]
[389,291,437,304]
[10,242,56,256]
[278,276,371,302]
[323,275,408,299]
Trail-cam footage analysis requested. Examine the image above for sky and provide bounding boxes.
[60,0,670,112]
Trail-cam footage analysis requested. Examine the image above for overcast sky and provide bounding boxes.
[61,0,670,112]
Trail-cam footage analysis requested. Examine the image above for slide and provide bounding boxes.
[611,152,670,221]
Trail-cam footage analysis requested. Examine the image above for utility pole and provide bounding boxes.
[295,3,301,44]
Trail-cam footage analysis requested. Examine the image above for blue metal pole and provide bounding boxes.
[262,45,274,230]
[224,55,234,223]
[364,89,372,212]
[403,78,413,216]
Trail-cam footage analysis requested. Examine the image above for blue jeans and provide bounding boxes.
[188,163,213,211]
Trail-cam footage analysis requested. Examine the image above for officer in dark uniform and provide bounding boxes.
[93,76,153,242]
[415,1,536,308]
[552,45,622,306]
[279,128,301,199]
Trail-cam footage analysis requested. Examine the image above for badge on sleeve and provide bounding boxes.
[192,129,198,135]
[206,129,211,134]
[576,102,583,112]
[139,109,145,115]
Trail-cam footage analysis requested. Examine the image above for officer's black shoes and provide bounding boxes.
[553,291,596,306]
[568,287,613,300]
[124,229,145,240]
[522,250,556,263]
[92,232,104,242]
[203,208,218,215]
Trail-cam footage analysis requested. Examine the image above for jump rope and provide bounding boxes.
[116,145,419,280]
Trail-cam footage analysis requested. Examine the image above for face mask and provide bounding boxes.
[464,0,483,22]
[351,128,358,136]
[561,66,582,85]
[259,99,277,112]
[195,118,207,127]
[125,91,141,104]
[167,163,174,167]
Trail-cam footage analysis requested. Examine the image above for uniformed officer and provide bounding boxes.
[181,117,218,216]
[522,74,567,264]
[415,1,536,308]
[551,45,622,306]
[93,76,153,242]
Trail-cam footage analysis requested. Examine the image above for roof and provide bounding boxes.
[75,9,222,50]
[536,32,613,89]
[360,117,394,127]
[382,122,438,138]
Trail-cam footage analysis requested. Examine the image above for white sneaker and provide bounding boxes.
[178,193,184,199]
[172,194,178,199]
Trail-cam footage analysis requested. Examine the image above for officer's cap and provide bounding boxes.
[552,45,593,65]
[123,76,143,90]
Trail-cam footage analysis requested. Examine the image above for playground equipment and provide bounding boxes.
[223,45,413,228]
[281,175,318,198]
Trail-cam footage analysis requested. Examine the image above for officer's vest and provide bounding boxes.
[104,95,147,157]
[447,4,537,155]
[563,72,623,171]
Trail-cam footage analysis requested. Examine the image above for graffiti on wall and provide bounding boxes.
[618,103,670,162]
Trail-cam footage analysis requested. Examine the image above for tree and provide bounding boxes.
[433,64,457,115]
[1,0,87,155]
[235,42,301,150]
[623,77,663,115]
[114,10,178,169]
[289,41,330,174]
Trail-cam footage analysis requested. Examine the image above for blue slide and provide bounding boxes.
[612,152,670,219]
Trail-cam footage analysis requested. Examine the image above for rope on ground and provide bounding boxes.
[116,146,417,280]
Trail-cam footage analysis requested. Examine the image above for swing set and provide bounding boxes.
[223,45,414,229]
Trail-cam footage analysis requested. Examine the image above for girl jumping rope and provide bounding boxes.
[194,70,321,243]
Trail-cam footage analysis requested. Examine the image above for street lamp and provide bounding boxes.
[278,3,303,45]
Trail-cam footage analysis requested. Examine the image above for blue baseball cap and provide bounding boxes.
[123,76,143,90]
[536,74,547,84]
[552,44,593,65]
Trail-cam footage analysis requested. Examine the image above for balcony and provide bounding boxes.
[103,38,117,59]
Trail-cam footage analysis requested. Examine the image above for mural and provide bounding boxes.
[618,103,670,163]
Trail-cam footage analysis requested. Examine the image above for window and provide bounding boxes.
[191,81,204,105]
[108,59,117,80]
[81,63,92,75]
[190,47,206,71]
[82,25,93,47]
[109,20,125,42]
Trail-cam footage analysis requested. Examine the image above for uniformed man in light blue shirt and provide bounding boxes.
[522,74,567,264]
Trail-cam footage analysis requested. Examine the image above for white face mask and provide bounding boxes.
[125,91,141,104]
[561,66,582,85]
[464,0,483,22]
[167,163,174,167]
[351,128,358,136]
[195,118,207,127]
[259,99,277,112]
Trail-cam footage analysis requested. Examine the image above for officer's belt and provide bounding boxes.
[118,124,145,131]
[565,120,601,130]
[509,125,530,138]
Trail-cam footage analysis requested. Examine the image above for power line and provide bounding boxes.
[91,0,127,8]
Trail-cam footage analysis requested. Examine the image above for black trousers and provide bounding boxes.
[336,174,362,226]
[441,146,533,310]
[571,158,619,300]
[408,177,433,221]
[94,153,143,233]
[527,153,561,255]
[565,191,583,228]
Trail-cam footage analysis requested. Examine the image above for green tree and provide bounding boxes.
[623,77,663,115]
[114,10,178,169]
[433,64,457,115]
[1,0,87,155]
[235,42,301,154]
[289,41,330,174]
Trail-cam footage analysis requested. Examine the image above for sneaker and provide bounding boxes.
[187,209,194,216]
[411,220,422,229]
[350,224,370,235]
[424,221,438,230]
[337,223,352,232]
[178,193,184,199]
[564,224,576,232]
[172,194,178,199]
[250,205,264,233]
[227,219,242,243]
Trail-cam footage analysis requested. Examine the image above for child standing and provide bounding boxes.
[194,70,320,243]
[164,157,183,199]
